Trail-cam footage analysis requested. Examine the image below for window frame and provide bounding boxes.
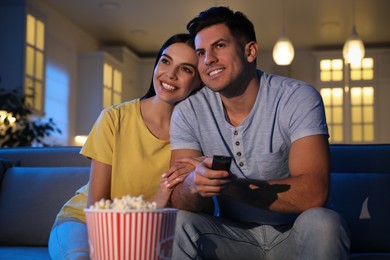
[103,61,122,108]
[24,9,46,115]
[314,50,378,144]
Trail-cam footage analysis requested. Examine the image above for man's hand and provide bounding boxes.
[189,157,233,197]
[168,151,230,213]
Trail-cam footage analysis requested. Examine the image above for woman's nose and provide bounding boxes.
[166,67,178,79]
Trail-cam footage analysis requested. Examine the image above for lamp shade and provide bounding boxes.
[343,25,365,65]
[273,35,295,66]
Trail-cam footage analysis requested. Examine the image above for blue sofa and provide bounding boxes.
[0,145,389,259]
[0,147,90,259]
[327,144,390,259]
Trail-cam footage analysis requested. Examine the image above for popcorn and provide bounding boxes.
[89,195,156,211]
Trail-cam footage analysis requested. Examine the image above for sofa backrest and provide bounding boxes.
[0,146,90,167]
[328,144,390,253]
[330,144,390,173]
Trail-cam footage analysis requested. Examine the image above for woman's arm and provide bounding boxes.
[148,158,197,208]
[87,159,112,207]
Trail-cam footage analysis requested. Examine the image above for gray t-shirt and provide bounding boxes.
[170,70,328,224]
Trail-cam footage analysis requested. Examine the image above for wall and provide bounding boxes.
[26,0,99,145]
[22,1,153,145]
[2,1,389,146]
[0,0,26,91]
[258,49,317,86]
[260,48,390,143]
[139,58,156,97]
[376,49,390,143]
[102,46,143,100]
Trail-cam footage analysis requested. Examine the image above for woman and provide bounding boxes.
[48,33,202,260]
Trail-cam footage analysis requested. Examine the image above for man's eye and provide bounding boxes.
[216,43,225,49]
[197,51,204,57]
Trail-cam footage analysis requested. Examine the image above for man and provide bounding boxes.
[166,6,350,260]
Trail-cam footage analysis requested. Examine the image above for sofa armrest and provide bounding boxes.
[328,172,390,253]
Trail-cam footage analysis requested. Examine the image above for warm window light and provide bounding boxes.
[273,0,294,66]
[343,0,365,65]
[74,135,88,146]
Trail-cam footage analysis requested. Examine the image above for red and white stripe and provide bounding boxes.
[85,209,178,260]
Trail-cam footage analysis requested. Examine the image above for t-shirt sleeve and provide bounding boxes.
[170,103,202,151]
[80,107,117,165]
[281,84,329,143]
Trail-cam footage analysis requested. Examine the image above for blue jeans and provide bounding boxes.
[172,207,350,260]
[48,218,90,260]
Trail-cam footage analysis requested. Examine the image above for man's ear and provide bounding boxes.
[245,41,258,63]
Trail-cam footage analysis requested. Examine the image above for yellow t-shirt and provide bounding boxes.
[56,99,171,222]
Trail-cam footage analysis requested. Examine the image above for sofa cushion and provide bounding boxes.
[0,246,50,260]
[327,172,390,253]
[0,167,90,246]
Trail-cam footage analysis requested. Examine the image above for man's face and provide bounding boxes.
[194,23,248,93]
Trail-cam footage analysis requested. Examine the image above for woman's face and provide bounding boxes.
[153,42,201,104]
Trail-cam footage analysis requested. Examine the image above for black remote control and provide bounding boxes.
[211,155,232,217]
[212,155,232,171]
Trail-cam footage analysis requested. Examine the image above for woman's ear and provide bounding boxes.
[245,41,258,63]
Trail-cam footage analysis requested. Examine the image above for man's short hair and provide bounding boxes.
[186,6,257,48]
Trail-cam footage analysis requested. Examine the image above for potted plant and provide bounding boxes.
[0,88,61,147]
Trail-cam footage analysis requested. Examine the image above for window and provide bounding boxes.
[321,88,344,143]
[103,63,122,108]
[320,59,343,82]
[350,58,374,81]
[350,86,374,142]
[318,55,376,143]
[25,13,45,112]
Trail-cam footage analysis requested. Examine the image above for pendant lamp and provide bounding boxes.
[343,0,365,65]
[273,0,294,65]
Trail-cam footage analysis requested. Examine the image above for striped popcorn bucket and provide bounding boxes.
[84,208,178,260]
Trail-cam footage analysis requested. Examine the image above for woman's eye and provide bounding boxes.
[161,58,169,64]
[181,67,193,74]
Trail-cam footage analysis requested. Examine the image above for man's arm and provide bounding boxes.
[224,134,330,213]
[169,149,215,214]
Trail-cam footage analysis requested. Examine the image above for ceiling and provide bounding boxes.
[41,0,390,57]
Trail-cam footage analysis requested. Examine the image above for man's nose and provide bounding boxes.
[204,51,217,66]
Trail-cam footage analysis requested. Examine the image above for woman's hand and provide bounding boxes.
[163,157,205,188]
[151,157,204,208]
[151,179,174,208]
[155,157,203,207]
